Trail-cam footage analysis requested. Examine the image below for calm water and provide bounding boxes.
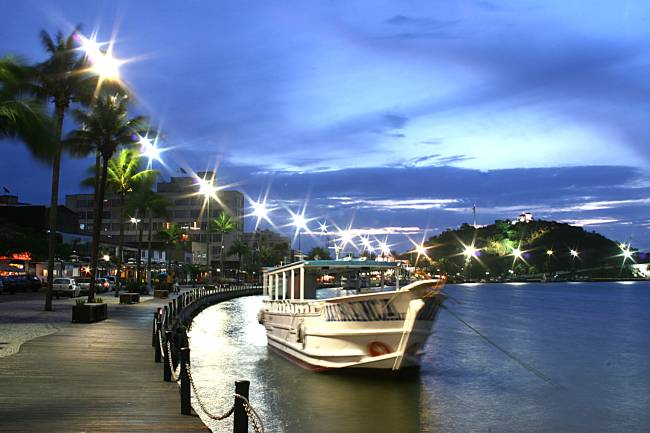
[188,282,650,433]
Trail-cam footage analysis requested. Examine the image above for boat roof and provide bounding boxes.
[264,259,402,274]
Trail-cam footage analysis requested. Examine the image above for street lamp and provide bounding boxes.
[196,175,218,281]
[76,33,124,88]
[290,211,309,258]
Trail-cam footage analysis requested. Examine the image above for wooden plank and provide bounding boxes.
[0,299,209,432]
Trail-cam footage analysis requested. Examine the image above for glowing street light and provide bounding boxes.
[102,254,110,262]
[360,236,375,255]
[196,174,219,281]
[130,217,141,224]
[76,33,123,86]
[289,209,310,255]
[374,238,392,259]
[546,249,554,256]
[250,200,273,230]
[318,221,329,233]
[409,239,430,265]
[570,249,579,258]
[463,244,479,259]
[138,134,166,168]
[511,247,523,259]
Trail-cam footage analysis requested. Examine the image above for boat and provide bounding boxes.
[257,259,446,371]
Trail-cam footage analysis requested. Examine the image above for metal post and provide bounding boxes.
[300,266,305,300]
[164,330,172,382]
[154,319,162,363]
[152,311,158,347]
[180,347,191,415]
[234,380,250,433]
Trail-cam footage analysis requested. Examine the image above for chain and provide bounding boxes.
[185,362,235,420]
[235,393,266,433]
[157,329,165,359]
[166,341,181,382]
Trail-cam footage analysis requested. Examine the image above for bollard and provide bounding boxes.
[180,347,191,415]
[154,319,162,363]
[152,311,158,347]
[233,380,250,433]
[164,330,173,382]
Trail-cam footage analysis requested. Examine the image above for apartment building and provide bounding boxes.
[65,172,244,267]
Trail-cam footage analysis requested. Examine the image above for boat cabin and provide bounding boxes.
[262,259,404,301]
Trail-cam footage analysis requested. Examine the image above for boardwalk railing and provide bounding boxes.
[153,284,265,433]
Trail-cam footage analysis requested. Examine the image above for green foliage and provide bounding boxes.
[307,246,331,260]
[156,223,187,248]
[420,219,625,279]
[75,299,86,306]
[106,149,155,198]
[0,56,52,161]
[210,211,235,235]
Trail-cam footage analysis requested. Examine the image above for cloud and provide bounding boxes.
[562,218,620,227]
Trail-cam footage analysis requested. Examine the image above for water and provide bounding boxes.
[188,282,650,433]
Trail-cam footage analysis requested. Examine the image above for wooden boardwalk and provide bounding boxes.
[0,297,209,432]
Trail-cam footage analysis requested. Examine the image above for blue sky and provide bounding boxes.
[2,0,650,251]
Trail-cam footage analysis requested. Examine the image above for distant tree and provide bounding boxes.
[127,175,167,284]
[106,148,155,290]
[307,246,331,260]
[228,239,250,282]
[210,211,235,278]
[156,223,187,281]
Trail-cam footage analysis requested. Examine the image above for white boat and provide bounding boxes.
[258,260,446,371]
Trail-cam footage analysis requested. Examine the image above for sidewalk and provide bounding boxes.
[0,291,209,432]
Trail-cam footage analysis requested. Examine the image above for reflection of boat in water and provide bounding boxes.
[258,260,446,371]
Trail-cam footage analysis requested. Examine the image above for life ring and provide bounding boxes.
[368,341,393,357]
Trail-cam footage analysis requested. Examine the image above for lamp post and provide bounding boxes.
[546,249,554,278]
[197,176,217,282]
[290,212,308,260]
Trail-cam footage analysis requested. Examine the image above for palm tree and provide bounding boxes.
[156,223,187,287]
[0,56,52,160]
[32,29,98,311]
[106,149,155,292]
[210,211,235,279]
[68,91,148,302]
[228,239,250,283]
[127,176,168,287]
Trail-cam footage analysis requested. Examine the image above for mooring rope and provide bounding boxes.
[442,305,565,390]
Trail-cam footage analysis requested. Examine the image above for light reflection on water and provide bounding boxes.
[189,282,650,433]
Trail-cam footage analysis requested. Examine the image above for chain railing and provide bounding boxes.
[151,284,266,433]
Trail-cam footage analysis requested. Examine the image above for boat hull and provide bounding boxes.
[258,280,445,371]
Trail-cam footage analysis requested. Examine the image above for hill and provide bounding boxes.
[409,220,639,281]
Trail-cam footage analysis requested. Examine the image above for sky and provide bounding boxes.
[1,0,650,252]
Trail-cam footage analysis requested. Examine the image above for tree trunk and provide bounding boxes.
[147,210,153,291]
[220,232,225,279]
[136,224,143,284]
[45,107,65,311]
[115,194,126,296]
[88,155,110,303]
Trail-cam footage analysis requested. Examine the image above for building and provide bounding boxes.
[243,229,291,251]
[514,212,534,224]
[65,172,244,268]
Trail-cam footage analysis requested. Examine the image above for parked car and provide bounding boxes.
[52,278,80,298]
[0,275,42,294]
[103,276,117,290]
[96,278,110,292]
[76,277,91,295]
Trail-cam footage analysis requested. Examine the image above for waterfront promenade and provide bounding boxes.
[0,291,209,432]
